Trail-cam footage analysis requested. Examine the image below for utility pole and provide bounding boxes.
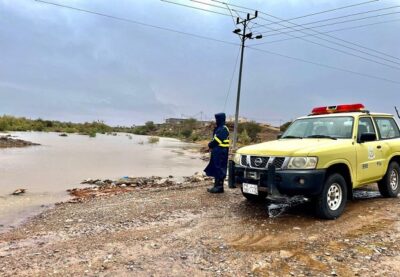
[231,11,263,150]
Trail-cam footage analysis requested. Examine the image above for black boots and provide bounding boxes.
[207,179,224,193]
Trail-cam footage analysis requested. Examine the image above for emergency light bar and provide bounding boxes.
[311,103,365,115]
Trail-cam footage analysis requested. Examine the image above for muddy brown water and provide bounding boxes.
[0,132,206,231]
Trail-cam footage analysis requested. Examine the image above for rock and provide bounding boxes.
[59,133,68,137]
[279,250,294,259]
[12,189,26,195]
[95,181,106,186]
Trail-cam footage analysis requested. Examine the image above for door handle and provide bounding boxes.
[377,145,382,149]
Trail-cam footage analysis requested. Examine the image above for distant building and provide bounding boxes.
[165,118,211,126]
[165,118,187,125]
[227,116,250,123]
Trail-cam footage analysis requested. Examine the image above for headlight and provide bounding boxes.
[233,153,241,164]
[287,157,318,169]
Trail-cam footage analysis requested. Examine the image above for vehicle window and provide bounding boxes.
[374,117,400,139]
[358,117,376,140]
[283,116,354,139]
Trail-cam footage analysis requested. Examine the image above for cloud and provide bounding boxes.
[0,0,399,125]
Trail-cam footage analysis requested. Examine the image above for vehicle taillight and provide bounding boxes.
[311,103,365,115]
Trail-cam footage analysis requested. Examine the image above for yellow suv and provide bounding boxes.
[230,104,400,219]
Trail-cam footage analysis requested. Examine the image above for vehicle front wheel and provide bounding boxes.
[315,173,347,220]
[378,162,400,198]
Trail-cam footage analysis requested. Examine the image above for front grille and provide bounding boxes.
[241,155,248,166]
[272,157,285,169]
[250,156,270,168]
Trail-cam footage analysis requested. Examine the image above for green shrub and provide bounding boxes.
[145,121,156,131]
[0,121,7,131]
[88,131,97,138]
[181,129,192,138]
[190,133,200,141]
[238,121,262,141]
[239,129,251,145]
[148,136,159,144]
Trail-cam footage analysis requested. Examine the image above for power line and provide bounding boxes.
[183,0,400,69]
[261,0,381,24]
[250,18,400,46]
[34,0,238,46]
[257,25,400,71]
[34,0,400,85]
[222,0,239,27]
[223,46,241,112]
[256,15,400,63]
[262,11,400,37]
[160,0,232,17]
[247,46,400,85]
[251,15,400,68]
[257,29,400,71]
[211,0,381,25]
[259,6,400,33]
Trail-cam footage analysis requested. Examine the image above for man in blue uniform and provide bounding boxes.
[204,113,230,193]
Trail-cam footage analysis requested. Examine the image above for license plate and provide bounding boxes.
[243,183,258,195]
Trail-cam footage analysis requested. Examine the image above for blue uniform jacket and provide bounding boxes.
[204,113,229,180]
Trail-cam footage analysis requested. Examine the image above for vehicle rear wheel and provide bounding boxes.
[378,162,400,198]
[241,188,267,202]
[315,173,347,220]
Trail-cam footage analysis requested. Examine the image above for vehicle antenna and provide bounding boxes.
[395,106,400,119]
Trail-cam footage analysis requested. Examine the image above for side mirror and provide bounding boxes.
[358,132,377,143]
[277,133,282,139]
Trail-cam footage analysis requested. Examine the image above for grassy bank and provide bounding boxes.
[129,119,283,145]
[0,115,112,137]
[0,115,285,144]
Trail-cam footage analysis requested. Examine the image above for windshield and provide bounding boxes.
[282,116,354,139]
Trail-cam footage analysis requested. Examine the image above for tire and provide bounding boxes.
[378,162,400,198]
[315,173,348,220]
[241,188,267,202]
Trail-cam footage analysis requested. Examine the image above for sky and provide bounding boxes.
[1,0,400,126]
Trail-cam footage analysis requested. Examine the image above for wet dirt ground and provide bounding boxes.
[0,182,399,277]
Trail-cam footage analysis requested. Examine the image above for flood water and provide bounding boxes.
[0,132,207,230]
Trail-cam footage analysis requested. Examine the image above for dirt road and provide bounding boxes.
[1,181,400,276]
